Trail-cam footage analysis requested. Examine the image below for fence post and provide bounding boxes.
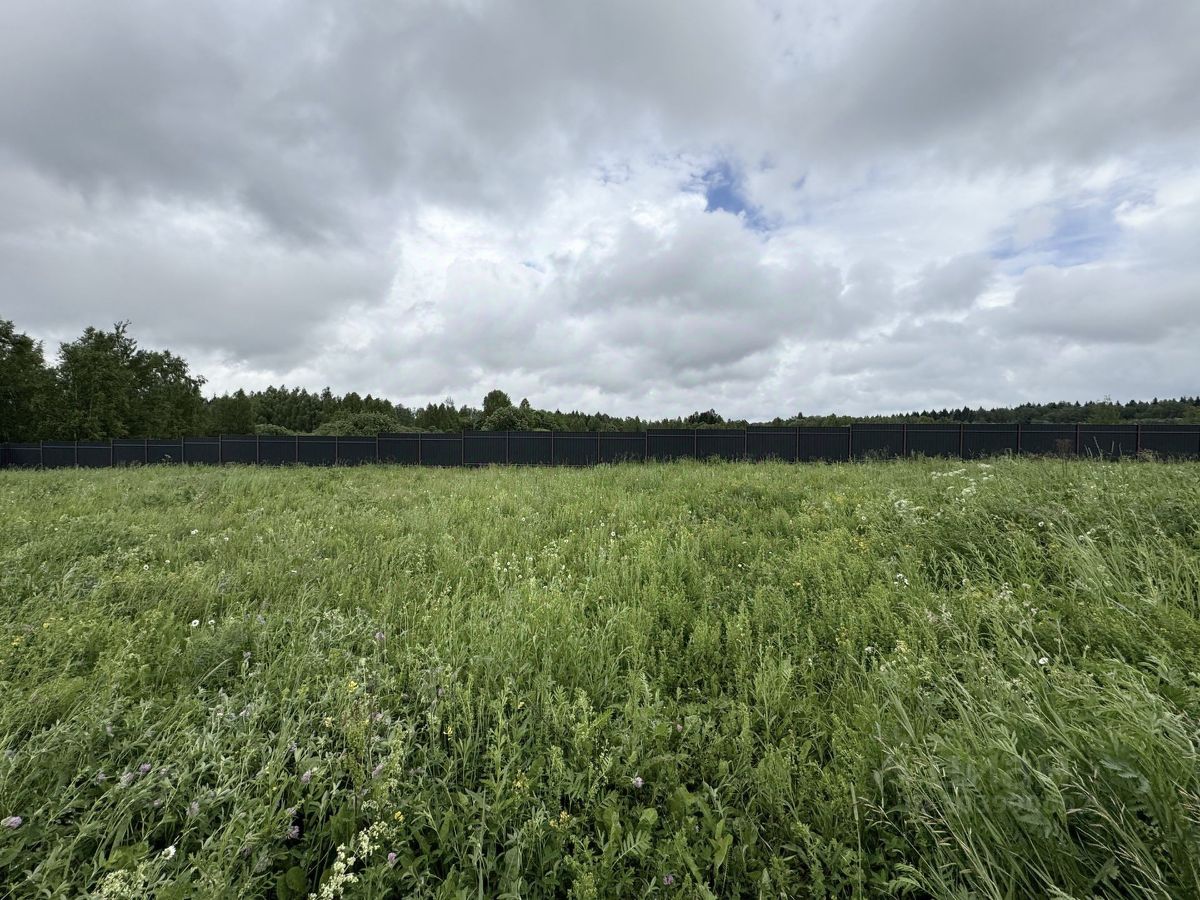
[901,423,907,457]
[644,431,648,461]
[795,427,800,463]
[506,431,510,465]
[219,434,225,465]
[743,429,748,460]
[375,434,379,464]
[256,434,261,465]
[848,424,855,460]
[596,431,601,466]
[693,429,698,459]
[144,437,149,465]
[1016,423,1022,455]
[180,438,186,465]
[417,433,422,466]
[295,435,299,464]
[109,439,114,467]
[74,441,79,467]
[461,431,465,467]
[1135,423,1141,456]
[40,441,45,468]
[1074,423,1081,456]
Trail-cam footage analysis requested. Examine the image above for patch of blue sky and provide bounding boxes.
[991,184,1153,274]
[690,159,775,233]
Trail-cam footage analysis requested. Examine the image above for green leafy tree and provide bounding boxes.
[482,389,513,419]
[208,390,257,434]
[0,320,58,441]
[55,323,140,439]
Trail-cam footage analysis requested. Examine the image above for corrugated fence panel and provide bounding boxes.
[112,439,145,465]
[258,436,298,466]
[148,439,184,463]
[747,428,798,462]
[335,437,377,465]
[5,425,1200,470]
[1019,425,1076,455]
[221,435,259,464]
[184,437,221,465]
[41,442,76,467]
[379,433,420,465]
[599,432,645,463]
[850,424,903,459]
[76,442,111,467]
[8,443,43,467]
[905,425,960,457]
[1079,425,1139,458]
[648,430,696,461]
[1141,426,1199,458]
[464,432,507,466]
[963,424,1018,458]
[508,431,553,465]
[418,433,462,467]
[553,432,600,466]
[297,436,337,466]
[696,429,745,460]
[798,427,850,461]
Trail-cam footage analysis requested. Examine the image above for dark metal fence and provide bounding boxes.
[3,423,1198,469]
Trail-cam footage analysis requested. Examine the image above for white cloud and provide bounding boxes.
[2,0,1198,418]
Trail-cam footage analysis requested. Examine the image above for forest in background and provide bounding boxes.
[4,318,1199,441]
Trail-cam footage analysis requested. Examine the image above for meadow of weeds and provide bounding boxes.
[0,458,1198,898]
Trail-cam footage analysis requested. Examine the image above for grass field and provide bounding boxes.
[1,459,1198,899]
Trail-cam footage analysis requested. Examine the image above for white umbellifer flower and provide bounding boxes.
[1038,656,1049,666]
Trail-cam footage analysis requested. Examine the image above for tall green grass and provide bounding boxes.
[0,458,1197,898]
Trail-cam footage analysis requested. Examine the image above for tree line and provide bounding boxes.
[3,318,1199,442]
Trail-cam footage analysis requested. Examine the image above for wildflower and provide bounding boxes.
[96,771,107,784]
[301,769,313,785]
[631,775,644,789]
[374,631,385,642]
[105,724,114,736]
[187,801,200,817]
[347,680,359,693]
[190,620,200,628]
[387,851,398,867]
[120,772,136,787]
[663,873,675,886]
[153,798,163,808]
[443,725,454,737]
[162,844,176,859]
[190,529,198,535]
[143,564,150,571]
[286,824,300,840]
[675,723,683,733]
[137,763,151,775]
[207,619,215,626]
[2,816,22,829]
[1038,656,1049,666]
[243,651,251,661]
[371,763,384,779]
[393,811,405,822]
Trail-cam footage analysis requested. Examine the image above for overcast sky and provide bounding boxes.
[3,1,1198,418]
